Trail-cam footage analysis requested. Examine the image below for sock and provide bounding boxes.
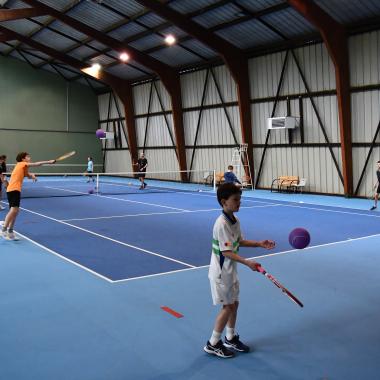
[209,330,222,346]
[8,228,13,233]
[226,327,235,340]
[2,226,7,232]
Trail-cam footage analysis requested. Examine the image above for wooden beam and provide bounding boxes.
[135,0,255,181]
[22,0,188,179]
[0,25,139,171]
[0,32,11,42]
[0,8,47,21]
[288,0,353,196]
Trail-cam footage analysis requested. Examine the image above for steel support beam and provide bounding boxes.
[288,0,353,196]
[0,25,138,171]
[22,0,188,180]
[135,0,254,180]
[0,8,47,21]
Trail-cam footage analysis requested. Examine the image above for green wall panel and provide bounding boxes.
[0,55,102,169]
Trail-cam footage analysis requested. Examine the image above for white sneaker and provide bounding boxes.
[1,230,7,238]
[5,232,20,241]
[0,204,5,210]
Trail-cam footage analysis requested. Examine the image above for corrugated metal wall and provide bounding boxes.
[350,31,380,197]
[98,92,131,173]
[182,65,241,176]
[250,44,343,194]
[99,31,380,196]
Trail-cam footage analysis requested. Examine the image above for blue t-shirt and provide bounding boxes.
[87,160,93,172]
[224,171,241,184]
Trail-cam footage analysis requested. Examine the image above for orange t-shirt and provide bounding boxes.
[7,162,29,192]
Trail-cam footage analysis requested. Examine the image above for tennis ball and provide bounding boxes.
[289,228,310,249]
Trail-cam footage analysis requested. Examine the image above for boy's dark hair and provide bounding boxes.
[217,182,242,206]
[227,165,233,170]
[378,160,380,163]
[16,152,29,162]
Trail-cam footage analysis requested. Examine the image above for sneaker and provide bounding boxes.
[224,335,250,353]
[0,204,5,210]
[370,206,377,210]
[5,232,20,241]
[1,229,7,238]
[203,340,235,358]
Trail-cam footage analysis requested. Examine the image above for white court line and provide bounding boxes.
[279,203,380,218]
[61,204,280,222]
[44,186,188,211]
[112,231,380,283]
[17,205,195,269]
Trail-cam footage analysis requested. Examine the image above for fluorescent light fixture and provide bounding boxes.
[164,34,176,45]
[91,63,101,71]
[81,63,101,79]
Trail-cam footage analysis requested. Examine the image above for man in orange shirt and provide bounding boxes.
[1,152,55,241]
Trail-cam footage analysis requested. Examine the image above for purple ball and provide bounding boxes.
[289,228,310,249]
[96,129,106,138]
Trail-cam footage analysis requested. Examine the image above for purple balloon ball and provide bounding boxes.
[289,228,310,249]
[96,129,106,138]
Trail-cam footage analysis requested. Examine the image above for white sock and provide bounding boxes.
[226,327,235,340]
[209,330,222,346]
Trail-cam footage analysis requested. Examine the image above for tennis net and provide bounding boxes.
[5,170,216,199]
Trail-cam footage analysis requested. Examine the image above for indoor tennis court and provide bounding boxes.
[1,1,380,379]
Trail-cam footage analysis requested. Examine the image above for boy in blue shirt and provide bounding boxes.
[224,165,242,188]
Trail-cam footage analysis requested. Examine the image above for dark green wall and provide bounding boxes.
[0,55,102,171]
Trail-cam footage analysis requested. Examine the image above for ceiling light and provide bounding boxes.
[91,63,101,71]
[119,52,130,62]
[164,34,176,46]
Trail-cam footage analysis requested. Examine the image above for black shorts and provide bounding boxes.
[377,185,380,194]
[7,190,21,208]
[138,171,146,179]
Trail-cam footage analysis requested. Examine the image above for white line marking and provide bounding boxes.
[18,206,195,269]
[4,230,113,283]
[61,204,280,222]
[279,203,380,218]
[44,186,188,211]
[112,232,380,283]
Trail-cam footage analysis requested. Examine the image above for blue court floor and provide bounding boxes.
[0,189,379,379]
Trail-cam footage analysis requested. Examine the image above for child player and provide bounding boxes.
[1,152,55,240]
[204,183,275,358]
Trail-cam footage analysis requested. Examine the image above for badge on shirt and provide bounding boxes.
[224,242,232,247]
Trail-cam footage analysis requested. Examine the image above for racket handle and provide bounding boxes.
[256,265,266,274]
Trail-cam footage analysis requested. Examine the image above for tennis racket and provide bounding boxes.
[55,151,76,162]
[257,265,303,308]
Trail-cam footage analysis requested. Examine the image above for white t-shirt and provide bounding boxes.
[87,160,93,172]
[209,212,242,286]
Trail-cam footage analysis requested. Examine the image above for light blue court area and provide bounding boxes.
[1,189,380,379]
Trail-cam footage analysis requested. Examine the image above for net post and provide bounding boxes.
[96,174,99,194]
[213,169,216,192]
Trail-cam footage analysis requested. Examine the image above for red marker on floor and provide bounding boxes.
[161,306,183,318]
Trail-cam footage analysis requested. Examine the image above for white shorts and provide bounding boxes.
[209,279,240,305]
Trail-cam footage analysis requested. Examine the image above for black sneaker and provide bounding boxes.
[370,206,377,210]
[224,335,250,353]
[204,340,235,358]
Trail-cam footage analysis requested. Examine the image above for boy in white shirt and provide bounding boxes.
[204,183,275,358]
